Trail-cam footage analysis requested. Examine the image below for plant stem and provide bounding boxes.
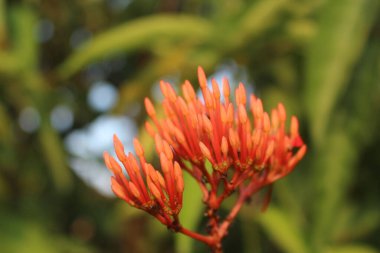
[0,0,7,48]
[178,226,215,246]
[218,189,247,238]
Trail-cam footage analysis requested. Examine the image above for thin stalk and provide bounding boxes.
[218,189,247,238]
[0,0,7,48]
[178,227,215,246]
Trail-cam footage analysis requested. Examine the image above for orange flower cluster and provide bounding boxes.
[144,67,306,207]
[103,135,183,226]
[104,66,306,233]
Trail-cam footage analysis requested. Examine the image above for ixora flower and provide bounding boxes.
[104,66,306,253]
[103,136,183,226]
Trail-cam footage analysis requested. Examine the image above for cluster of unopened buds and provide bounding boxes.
[103,67,307,253]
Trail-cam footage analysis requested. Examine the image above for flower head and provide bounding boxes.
[104,66,307,245]
[144,67,306,195]
[103,135,183,226]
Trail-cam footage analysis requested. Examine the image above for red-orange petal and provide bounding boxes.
[148,179,161,200]
[221,136,228,157]
[174,162,184,194]
[222,78,230,98]
[211,79,220,99]
[263,113,271,133]
[288,145,307,169]
[290,116,299,138]
[199,142,213,162]
[278,103,286,122]
[145,121,156,137]
[111,177,131,203]
[129,181,141,200]
[238,104,248,123]
[133,138,144,157]
[144,98,156,117]
[160,152,170,174]
[252,99,263,118]
[113,134,127,161]
[108,155,123,175]
[197,66,207,89]
[163,141,173,161]
[103,152,113,171]
[271,109,279,129]
[182,80,196,102]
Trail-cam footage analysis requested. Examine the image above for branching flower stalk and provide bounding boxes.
[103,67,307,253]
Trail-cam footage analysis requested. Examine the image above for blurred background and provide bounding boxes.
[0,0,379,252]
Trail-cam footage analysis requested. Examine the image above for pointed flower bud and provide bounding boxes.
[211,79,220,99]
[198,66,207,89]
[105,134,183,226]
[129,181,141,200]
[278,103,286,122]
[263,113,271,132]
[133,138,144,157]
[221,136,228,157]
[145,121,156,137]
[144,98,156,117]
[174,162,184,194]
[199,142,213,163]
[238,104,248,124]
[113,134,127,161]
[222,78,230,100]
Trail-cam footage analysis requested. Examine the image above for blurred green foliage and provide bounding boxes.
[0,0,379,252]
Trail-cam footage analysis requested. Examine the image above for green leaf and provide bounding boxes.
[0,102,16,173]
[0,211,94,253]
[113,46,221,113]
[0,52,20,75]
[58,14,212,79]
[115,49,191,112]
[0,0,6,44]
[345,35,380,147]
[305,0,379,146]
[325,244,379,253]
[240,211,263,253]
[39,122,72,191]
[9,6,38,70]
[0,6,38,76]
[274,180,305,229]
[331,203,380,242]
[308,5,380,250]
[0,102,13,146]
[258,206,309,253]
[230,0,288,48]
[310,128,357,251]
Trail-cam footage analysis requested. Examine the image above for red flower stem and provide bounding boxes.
[205,208,223,253]
[178,227,215,245]
[214,172,244,208]
[217,188,249,238]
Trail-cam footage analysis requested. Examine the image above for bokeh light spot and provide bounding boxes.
[50,104,74,132]
[36,19,55,43]
[87,81,118,112]
[18,107,41,133]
